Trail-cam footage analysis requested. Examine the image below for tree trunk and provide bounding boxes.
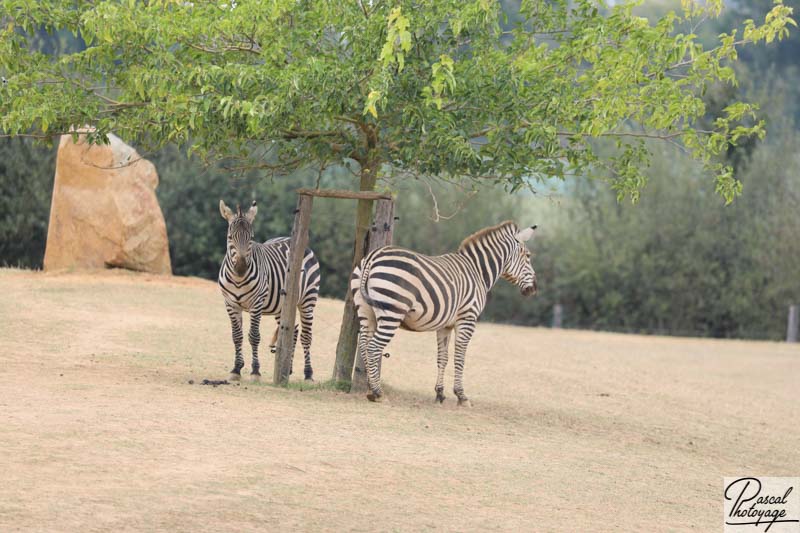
[332,161,378,384]
[350,198,395,393]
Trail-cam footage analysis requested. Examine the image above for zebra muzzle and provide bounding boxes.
[522,283,537,297]
[233,259,248,276]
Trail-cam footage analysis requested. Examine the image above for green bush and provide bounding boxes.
[0,138,55,268]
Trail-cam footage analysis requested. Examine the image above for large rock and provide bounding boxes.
[44,132,171,274]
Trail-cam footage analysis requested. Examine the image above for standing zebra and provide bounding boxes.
[351,221,537,404]
[219,200,321,382]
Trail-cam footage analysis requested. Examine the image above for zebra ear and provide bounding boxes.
[219,200,234,222]
[515,225,537,242]
[245,200,257,223]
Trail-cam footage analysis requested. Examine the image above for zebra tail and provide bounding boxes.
[358,253,387,310]
[358,256,374,305]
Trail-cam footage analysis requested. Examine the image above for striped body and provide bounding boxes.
[351,221,537,404]
[219,200,320,381]
[219,237,319,316]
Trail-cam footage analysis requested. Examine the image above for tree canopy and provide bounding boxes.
[0,0,795,201]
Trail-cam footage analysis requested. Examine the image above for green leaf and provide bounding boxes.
[364,90,381,119]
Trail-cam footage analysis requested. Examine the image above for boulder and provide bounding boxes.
[43,132,172,274]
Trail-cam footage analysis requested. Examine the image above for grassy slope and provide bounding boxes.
[0,268,798,532]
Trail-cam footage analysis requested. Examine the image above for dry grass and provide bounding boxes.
[1,268,798,532]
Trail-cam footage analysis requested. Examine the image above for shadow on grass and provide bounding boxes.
[237,377,352,393]
[283,379,351,393]
[257,378,435,405]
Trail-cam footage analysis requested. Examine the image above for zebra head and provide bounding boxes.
[501,225,538,296]
[220,199,258,277]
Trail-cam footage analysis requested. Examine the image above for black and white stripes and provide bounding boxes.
[218,200,320,381]
[351,221,537,404]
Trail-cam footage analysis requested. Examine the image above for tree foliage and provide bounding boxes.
[0,0,795,201]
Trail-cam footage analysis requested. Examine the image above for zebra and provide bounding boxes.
[351,221,537,405]
[218,200,321,382]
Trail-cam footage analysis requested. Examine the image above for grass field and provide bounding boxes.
[1,268,798,532]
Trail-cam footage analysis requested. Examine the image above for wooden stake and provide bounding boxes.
[788,305,799,343]
[273,194,313,385]
[552,304,563,329]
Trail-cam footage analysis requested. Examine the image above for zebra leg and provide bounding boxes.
[356,317,375,386]
[226,304,245,381]
[365,316,400,402]
[269,318,279,354]
[452,318,477,407]
[249,308,263,381]
[354,298,376,387]
[298,302,315,381]
[435,327,452,404]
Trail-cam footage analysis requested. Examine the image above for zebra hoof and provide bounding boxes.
[228,373,242,382]
[304,377,315,383]
[457,398,472,408]
[250,373,261,383]
[436,393,446,404]
[366,392,383,402]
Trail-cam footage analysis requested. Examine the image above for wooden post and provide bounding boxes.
[552,304,563,329]
[788,305,799,343]
[351,199,395,392]
[273,194,313,385]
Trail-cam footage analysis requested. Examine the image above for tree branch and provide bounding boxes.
[357,0,369,18]
[221,157,304,172]
[183,40,262,55]
[279,128,344,140]
[556,130,713,140]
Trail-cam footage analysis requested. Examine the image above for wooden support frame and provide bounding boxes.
[273,188,396,387]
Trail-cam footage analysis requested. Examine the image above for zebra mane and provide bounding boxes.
[458,221,518,251]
